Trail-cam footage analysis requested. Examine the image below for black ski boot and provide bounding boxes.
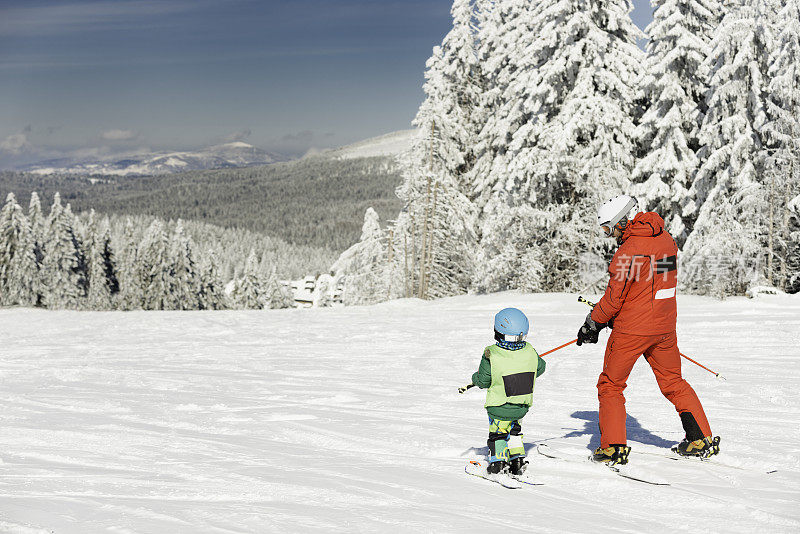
[673,436,720,458]
[591,444,631,465]
[486,461,506,474]
[509,457,527,476]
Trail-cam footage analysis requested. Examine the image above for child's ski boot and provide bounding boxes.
[509,457,527,476]
[591,444,631,465]
[486,461,506,474]
[673,436,720,458]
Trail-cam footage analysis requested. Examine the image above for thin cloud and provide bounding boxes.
[222,129,252,143]
[0,133,32,155]
[102,129,138,141]
[281,131,315,143]
[0,45,389,71]
[0,0,220,36]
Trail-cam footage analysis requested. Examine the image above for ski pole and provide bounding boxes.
[577,295,726,380]
[458,338,577,394]
[539,338,577,357]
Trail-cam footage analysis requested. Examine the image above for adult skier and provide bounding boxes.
[576,195,720,465]
[470,308,546,475]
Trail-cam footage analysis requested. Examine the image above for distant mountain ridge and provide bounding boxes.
[13,130,417,177]
[320,129,417,160]
[20,142,283,176]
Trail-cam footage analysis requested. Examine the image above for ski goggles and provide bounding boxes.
[599,219,628,237]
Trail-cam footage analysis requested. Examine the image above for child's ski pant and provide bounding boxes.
[597,330,712,448]
[487,418,525,463]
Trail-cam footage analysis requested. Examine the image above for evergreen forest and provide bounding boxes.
[333,0,800,305]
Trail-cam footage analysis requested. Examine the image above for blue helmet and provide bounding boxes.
[494,308,529,342]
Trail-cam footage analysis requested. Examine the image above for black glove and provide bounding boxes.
[577,312,606,346]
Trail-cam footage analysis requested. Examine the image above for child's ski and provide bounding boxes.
[536,443,669,486]
[464,460,523,489]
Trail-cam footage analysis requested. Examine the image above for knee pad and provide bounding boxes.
[507,434,525,457]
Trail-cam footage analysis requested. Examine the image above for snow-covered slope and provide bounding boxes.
[323,129,417,160]
[21,142,282,176]
[0,293,798,533]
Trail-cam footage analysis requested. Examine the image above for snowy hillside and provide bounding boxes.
[323,129,417,160]
[21,142,282,176]
[0,293,798,533]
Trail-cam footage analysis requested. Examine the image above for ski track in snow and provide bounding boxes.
[0,293,798,533]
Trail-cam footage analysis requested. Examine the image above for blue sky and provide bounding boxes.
[0,0,654,165]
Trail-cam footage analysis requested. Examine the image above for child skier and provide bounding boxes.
[470,307,546,475]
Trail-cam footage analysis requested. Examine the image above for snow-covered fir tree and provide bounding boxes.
[169,220,201,310]
[469,0,540,207]
[788,194,800,293]
[331,208,388,305]
[42,194,87,309]
[418,174,477,299]
[762,0,800,290]
[84,211,118,310]
[0,193,38,306]
[27,192,45,306]
[135,219,172,310]
[414,0,483,187]
[232,249,267,309]
[115,218,141,310]
[198,250,228,310]
[261,262,294,309]
[683,3,769,294]
[632,0,721,244]
[473,0,644,291]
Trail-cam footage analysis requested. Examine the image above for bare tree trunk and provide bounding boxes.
[404,233,409,298]
[424,181,439,299]
[768,170,775,286]
[387,228,393,300]
[411,215,417,297]
[419,177,431,299]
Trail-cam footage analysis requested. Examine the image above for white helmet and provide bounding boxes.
[597,195,639,235]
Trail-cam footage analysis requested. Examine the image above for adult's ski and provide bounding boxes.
[536,443,669,486]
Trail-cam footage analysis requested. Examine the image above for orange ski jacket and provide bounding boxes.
[591,212,678,336]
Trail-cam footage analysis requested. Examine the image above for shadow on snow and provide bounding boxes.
[463,409,676,458]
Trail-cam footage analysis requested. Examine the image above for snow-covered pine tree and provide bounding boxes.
[331,208,388,305]
[389,0,483,301]
[414,0,483,188]
[474,0,644,291]
[232,249,266,309]
[135,219,171,310]
[262,263,293,309]
[27,192,45,306]
[169,220,201,310]
[787,194,800,293]
[115,217,141,310]
[469,0,540,207]
[525,0,643,196]
[419,174,477,298]
[762,0,800,290]
[0,193,38,306]
[683,3,769,294]
[42,194,87,309]
[84,211,118,310]
[197,250,228,310]
[633,0,721,244]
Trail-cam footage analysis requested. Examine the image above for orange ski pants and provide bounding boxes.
[597,330,712,447]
